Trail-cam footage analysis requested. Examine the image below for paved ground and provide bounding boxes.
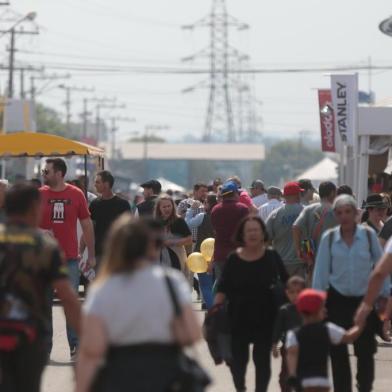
[42,302,392,392]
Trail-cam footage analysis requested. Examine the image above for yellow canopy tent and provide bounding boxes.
[0,132,105,191]
[0,132,104,158]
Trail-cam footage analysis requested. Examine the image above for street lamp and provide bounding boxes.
[0,12,37,39]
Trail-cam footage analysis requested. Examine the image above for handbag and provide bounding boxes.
[164,270,211,392]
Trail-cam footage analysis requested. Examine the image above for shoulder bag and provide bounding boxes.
[164,270,211,392]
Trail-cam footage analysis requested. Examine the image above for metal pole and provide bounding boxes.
[20,68,25,98]
[143,126,148,160]
[82,98,88,138]
[65,87,71,134]
[111,117,116,159]
[30,76,35,103]
[8,28,15,98]
[96,105,100,144]
[84,155,88,198]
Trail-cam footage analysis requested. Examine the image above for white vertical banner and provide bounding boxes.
[331,74,359,191]
[330,74,358,146]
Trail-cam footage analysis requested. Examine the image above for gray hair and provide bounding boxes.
[333,194,357,211]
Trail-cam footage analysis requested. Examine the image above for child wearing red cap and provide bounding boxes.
[285,289,361,392]
[272,276,305,392]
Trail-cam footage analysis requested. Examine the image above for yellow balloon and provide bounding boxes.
[200,238,215,262]
[187,252,208,273]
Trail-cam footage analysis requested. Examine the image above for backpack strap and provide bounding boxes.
[328,229,335,274]
[362,226,374,264]
[312,206,330,242]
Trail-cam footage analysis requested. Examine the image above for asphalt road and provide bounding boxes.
[42,302,392,392]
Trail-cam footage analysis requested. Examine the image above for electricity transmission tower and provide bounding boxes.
[182,0,249,142]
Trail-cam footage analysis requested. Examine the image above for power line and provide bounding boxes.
[19,60,392,75]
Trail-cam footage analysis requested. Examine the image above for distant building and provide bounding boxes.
[104,142,265,189]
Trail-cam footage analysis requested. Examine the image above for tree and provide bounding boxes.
[36,103,67,137]
[257,140,324,185]
[129,135,166,143]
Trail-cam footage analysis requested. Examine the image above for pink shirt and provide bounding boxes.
[239,190,253,208]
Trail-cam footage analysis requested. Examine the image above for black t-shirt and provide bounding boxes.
[272,303,302,344]
[0,224,67,336]
[90,195,131,255]
[379,216,392,241]
[137,196,158,217]
[217,249,288,334]
[168,217,192,238]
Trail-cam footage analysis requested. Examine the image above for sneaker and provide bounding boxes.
[70,346,77,362]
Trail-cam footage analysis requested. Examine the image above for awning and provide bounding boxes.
[0,132,104,158]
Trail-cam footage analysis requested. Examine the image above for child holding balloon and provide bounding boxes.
[185,193,218,309]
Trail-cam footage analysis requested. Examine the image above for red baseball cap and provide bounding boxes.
[283,181,304,196]
[296,289,327,314]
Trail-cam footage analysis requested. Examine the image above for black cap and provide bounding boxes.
[298,179,316,192]
[364,194,388,209]
[140,179,162,194]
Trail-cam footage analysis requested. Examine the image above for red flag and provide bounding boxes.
[318,89,336,152]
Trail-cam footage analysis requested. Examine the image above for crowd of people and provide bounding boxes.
[1,157,392,392]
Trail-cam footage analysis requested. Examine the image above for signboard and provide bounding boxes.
[3,99,36,133]
[379,16,392,37]
[330,74,358,146]
[318,89,336,152]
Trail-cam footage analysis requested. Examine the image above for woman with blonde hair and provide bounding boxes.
[155,194,193,276]
[76,214,201,392]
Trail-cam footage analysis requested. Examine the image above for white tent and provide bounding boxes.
[296,157,338,187]
[156,177,186,193]
[129,177,186,194]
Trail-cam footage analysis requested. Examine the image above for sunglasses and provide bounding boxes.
[41,169,49,175]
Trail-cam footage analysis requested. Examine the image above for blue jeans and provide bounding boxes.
[46,259,80,354]
[197,272,214,309]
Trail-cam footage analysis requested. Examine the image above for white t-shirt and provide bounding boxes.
[385,237,392,254]
[84,265,191,345]
[286,322,346,388]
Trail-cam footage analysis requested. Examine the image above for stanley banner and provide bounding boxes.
[330,74,358,146]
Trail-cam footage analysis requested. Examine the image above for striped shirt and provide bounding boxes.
[259,199,283,222]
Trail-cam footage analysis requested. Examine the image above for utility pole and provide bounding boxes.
[58,85,94,135]
[182,0,249,142]
[109,116,135,159]
[30,73,71,103]
[89,98,123,144]
[81,98,91,139]
[0,13,39,99]
[8,28,15,98]
[143,124,169,160]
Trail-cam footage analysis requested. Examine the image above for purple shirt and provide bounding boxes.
[211,199,249,263]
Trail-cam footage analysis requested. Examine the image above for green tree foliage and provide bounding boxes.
[129,135,166,143]
[36,103,67,137]
[257,140,324,185]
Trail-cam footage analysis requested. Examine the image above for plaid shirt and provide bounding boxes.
[177,198,204,242]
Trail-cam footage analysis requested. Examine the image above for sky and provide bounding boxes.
[4,0,392,143]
